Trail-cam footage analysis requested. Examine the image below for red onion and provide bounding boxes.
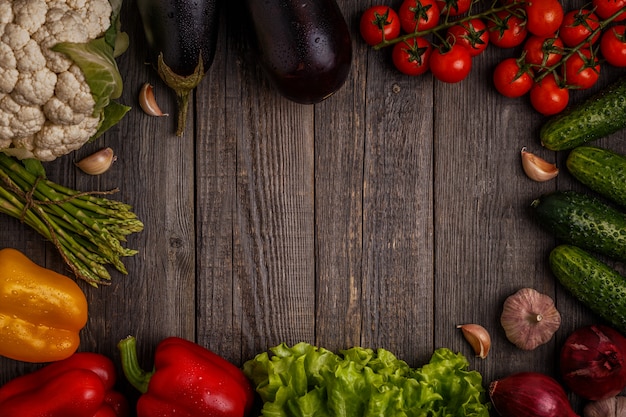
[560,324,626,401]
[489,372,579,417]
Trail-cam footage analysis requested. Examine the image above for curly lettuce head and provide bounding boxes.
[243,343,491,417]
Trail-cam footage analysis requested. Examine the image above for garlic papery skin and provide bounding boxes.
[75,147,117,175]
[501,287,561,350]
[457,323,491,359]
[521,147,559,182]
[139,83,168,117]
[584,396,626,417]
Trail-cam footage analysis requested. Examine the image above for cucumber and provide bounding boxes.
[549,244,626,333]
[567,146,626,207]
[540,76,626,151]
[531,190,626,261]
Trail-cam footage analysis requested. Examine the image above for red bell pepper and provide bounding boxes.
[0,352,129,417]
[118,336,255,417]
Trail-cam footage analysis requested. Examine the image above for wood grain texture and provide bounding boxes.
[1,0,626,414]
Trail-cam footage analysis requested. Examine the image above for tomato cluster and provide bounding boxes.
[359,0,626,115]
[360,0,478,82]
[493,0,626,115]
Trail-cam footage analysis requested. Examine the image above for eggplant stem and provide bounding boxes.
[156,53,205,136]
[175,90,191,137]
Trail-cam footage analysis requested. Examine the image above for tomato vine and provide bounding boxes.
[372,0,523,50]
[360,0,626,114]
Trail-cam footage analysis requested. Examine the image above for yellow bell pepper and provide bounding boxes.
[0,248,88,362]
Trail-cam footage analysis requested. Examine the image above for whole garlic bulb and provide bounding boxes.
[500,288,561,350]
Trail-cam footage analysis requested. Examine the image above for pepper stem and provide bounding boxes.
[156,53,205,137]
[117,336,153,393]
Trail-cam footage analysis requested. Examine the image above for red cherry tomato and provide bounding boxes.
[493,58,533,98]
[392,37,433,76]
[436,0,471,16]
[559,9,601,47]
[429,43,472,83]
[399,0,441,33]
[525,0,564,36]
[522,35,564,67]
[488,10,528,48]
[530,73,569,115]
[592,0,626,21]
[447,18,489,56]
[600,25,626,67]
[563,49,600,89]
[360,5,402,46]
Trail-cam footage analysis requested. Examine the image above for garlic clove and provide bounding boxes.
[500,287,561,350]
[521,147,559,182]
[457,323,491,359]
[75,147,117,175]
[139,83,168,117]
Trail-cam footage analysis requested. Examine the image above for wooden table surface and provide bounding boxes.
[1,0,625,414]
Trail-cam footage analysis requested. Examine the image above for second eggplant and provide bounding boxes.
[244,0,353,104]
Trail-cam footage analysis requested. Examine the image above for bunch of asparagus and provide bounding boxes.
[0,153,143,286]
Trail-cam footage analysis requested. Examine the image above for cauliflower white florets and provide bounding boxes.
[0,0,113,161]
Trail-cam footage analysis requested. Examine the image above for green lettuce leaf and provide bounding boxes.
[411,348,489,417]
[51,0,130,139]
[243,343,490,417]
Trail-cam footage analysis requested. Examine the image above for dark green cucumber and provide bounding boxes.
[531,190,626,261]
[549,244,626,333]
[540,76,626,151]
[567,146,626,207]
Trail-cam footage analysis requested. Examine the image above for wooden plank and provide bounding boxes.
[75,0,197,362]
[312,0,436,364]
[195,4,319,363]
[234,94,317,355]
[314,0,367,353]
[194,5,241,363]
[358,35,436,364]
[432,42,560,382]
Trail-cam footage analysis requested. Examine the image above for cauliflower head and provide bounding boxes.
[0,0,127,161]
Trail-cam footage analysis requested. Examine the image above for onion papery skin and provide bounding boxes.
[560,324,626,401]
[489,372,579,417]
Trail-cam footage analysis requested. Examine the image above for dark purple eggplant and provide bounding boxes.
[137,0,222,135]
[244,0,352,104]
